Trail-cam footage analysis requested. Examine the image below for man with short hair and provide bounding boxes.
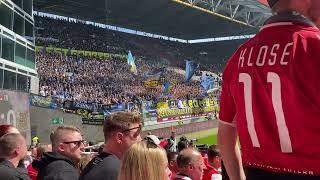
[218,0,320,180]
[32,126,84,180]
[0,133,29,180]
[202,145,222,180]
[80,112,142,180]
[167,151,178,179]
[173,148,205,180]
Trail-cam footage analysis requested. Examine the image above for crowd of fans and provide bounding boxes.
[36,51,203,105]
[35,16,241,71]
[0,112,224,180]
[33,16,237,105]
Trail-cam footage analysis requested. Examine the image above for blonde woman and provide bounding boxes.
[119,140,171,180]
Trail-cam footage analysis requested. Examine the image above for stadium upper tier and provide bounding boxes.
[33,0,265,39]
[35,16,249,105]
[35,16,246,73]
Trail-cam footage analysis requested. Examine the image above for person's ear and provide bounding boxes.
[116,132,124,144]
[188,163,194,171]
[169,160,175,167]
[13,148,19,157]
[58,143,65,152]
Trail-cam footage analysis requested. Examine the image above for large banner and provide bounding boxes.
[29,94,60,109]
[143,71,163,88]
[147,98,217,122]
[81,113,104,125]
[0,90,31,144]
[62,100,127,124]
[157,106,214,122]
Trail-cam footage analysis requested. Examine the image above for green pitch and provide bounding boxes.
[177,128,218,146]
[196,133,218,145]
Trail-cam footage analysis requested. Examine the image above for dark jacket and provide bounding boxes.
[79,152,120,180]
[0,159,30,180]
[32,152,79,180]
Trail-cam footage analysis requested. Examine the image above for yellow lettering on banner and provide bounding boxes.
[182,100,188,108]
[54,48,62,52]
[198,100,205,107]
[46,47,54,52]
[157,109,163,117]
[92,52,98,57]
[35,46,43,52]
[157,106,215,118]
[78,51,85,55]
[85,51,91,56]
[205,99,210,106]
[37,46,126,59]
[188,100,193,108]
[193,100,199,108]
[209,98,215,106]
[71,50,78,55]
[61,49,68,56]
[97,52,104,58]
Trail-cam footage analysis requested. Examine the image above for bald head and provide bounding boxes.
[176,148,205,180]
[177,148,202,168]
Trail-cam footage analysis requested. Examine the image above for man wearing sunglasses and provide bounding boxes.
[80,112,142,180]
[33,126,84,180]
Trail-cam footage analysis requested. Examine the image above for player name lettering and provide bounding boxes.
[247,162,314,175]
[238,42,294,68]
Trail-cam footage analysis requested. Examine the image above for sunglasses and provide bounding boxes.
[121,124,142,137]
[63,140,84,146]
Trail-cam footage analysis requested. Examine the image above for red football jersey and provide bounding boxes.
[203,166,222,180]
[219,17,320,175]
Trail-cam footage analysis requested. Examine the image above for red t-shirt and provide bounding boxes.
[27,164,38,180]
[219,18,320,175]
[203,166,221,180]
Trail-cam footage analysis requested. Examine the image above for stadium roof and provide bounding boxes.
[34,0,272,40]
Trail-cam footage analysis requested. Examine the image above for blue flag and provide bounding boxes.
[185,60,195,82]
[201,74,215,91]
[127,50,133,65]
[163,80,170,96]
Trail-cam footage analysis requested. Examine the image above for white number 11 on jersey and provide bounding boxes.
[239,72,292,153]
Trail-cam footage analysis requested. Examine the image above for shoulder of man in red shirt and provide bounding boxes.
[202,165,221,180]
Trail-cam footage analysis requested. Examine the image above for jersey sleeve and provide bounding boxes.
[219,59,237,126]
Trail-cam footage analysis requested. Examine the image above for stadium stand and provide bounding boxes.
[35,16,237,104]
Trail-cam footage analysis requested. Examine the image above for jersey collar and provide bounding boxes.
[261,11,317,31]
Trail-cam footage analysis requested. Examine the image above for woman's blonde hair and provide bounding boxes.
[119,141,168,180]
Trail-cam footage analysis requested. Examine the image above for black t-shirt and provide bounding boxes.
[80,152,121,180]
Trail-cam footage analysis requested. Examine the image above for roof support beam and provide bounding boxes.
[173,0,271,27]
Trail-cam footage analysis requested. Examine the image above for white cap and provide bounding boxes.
[145,135,161,146]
